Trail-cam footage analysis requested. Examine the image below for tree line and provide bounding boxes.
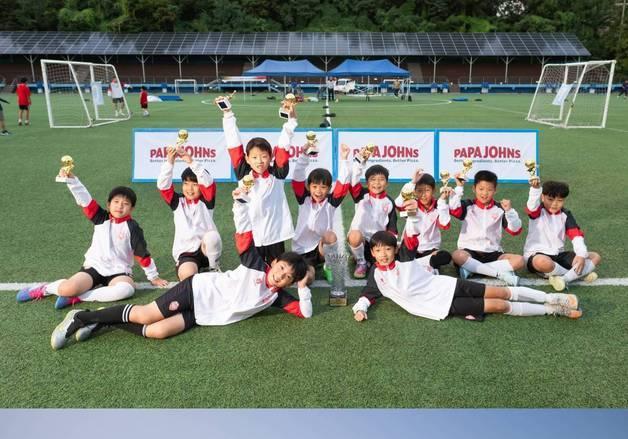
[2,0,626,73]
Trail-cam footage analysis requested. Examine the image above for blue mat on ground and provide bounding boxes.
[158,95,183,101]
[451,97,469,102]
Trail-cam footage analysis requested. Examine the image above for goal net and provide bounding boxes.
[41,59,130,128]
[175,79,198,94]
[526,60,616,129]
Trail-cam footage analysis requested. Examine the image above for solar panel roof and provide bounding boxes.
[0,32,590,57]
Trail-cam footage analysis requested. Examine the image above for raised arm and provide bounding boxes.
[180,149,216,208]
[272,116,298,180]
[525,178,543,218]
[437,189,451,230]
[222,110,250,180]
[291,154,310,204]
[157,148,178,209]
[64,174,108,225]
[329,144,352,207]
[499,200,523,236]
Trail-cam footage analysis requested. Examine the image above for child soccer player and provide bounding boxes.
[157,145,222,281]
[110,78,125,116]
[449,170,524,286]
[524,177,601,291]
[16,77,31,126]
[395,170,452,272]
[50,188,312,350]
[220,96,295,265]
[292,143,352,284]
[347,147,397,278]
[140,86,149,116]
[17,169,168,309]
[351,228,581,323]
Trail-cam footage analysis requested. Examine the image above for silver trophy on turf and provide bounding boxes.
[328,253,348,306]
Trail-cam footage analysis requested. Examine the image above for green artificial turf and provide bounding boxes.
[0,92,627,407]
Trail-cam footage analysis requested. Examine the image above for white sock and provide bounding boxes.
[323,241,338,265]
[462,258,498,277]
[350,242,366,264]
[79,282,134,302]
[485,260,514,273]
[563,259,596,283]
[508,286,547,303]
[44,279,65,296]
[202,231,223,269]
[505,301,547,316]
[549,262,569,276]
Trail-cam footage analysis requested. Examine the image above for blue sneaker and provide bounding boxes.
[16,283,48,303]
[54,296,82,309]
[459,267,471,280]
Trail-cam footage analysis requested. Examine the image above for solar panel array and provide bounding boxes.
[0,32,590,57]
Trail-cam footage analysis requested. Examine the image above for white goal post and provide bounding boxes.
[174,79,198,94]
[41,59,131,128]
[526,60,616,129]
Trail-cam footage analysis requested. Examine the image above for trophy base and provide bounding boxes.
[55,176,69,183]
[329,290,347,307]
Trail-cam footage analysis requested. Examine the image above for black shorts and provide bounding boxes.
[527,251,575,274]
[177,247,209,272]
[112,97,124,104]
[154,276,197,331]
[448,279,485,317]
[141,103,148,109]
[256,241,285,265]
[416,249,438,258]
[462,249,503,264]
[302,246,325,267]
[363,239,375,264]
[19,105,29,110]
[80,267,130,288]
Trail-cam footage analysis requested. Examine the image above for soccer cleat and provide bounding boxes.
[75,323,99,343]
[353,262,368,279]
[583,272,598,283]
[322,264,333,284]
[50,309,84,350]
[17,121,22,126]
[458,266,471,280]
[0,130,10,136]
[16,283,48,303]
[497,271,519,286]
[547,293,578,310]
[548,275,566,292]
[54,295,83,310]
[546,303,582,319]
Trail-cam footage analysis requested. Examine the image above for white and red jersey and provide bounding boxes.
[449,186,522,252]
[352,222,458,321]
[191,200,312,326]
[291,157,351,254]
[223,112,294,246]
[523,186,588,258]
[66,177,159,280]
[157,159,217,262]
[396,196,450,252]
[349,159,397,240]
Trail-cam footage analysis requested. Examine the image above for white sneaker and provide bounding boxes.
[50,309,82,350]
[497,271,519,286]
[548,275,566,292]
[546,303,582,319]
[583,272,598,283]
[547,293,578,309]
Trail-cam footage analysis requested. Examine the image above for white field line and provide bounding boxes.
[4,277,628,292]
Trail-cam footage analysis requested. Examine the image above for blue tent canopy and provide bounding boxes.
[328,59,409,77]
[243,59,325,77]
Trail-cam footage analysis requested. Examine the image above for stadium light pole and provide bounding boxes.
[617,0,627,42]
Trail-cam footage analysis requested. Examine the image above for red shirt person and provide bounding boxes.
[16,77,31,126]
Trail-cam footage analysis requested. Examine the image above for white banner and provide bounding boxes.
[132,129,333,182]
[336,130,436,181]
[438,130,538,183]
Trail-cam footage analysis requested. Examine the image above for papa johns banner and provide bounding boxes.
[132,129,537,183]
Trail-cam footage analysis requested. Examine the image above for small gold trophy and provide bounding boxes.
[459,158,473,181]
[355,143,375,164]
[439,170,451,192]
[304,131,319,156]
[167,129,188,156]
[399,182,418,218]
[524,159,538,179]
[55,155,75,183]
[236,173,255,203]
[279,93,297,119]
